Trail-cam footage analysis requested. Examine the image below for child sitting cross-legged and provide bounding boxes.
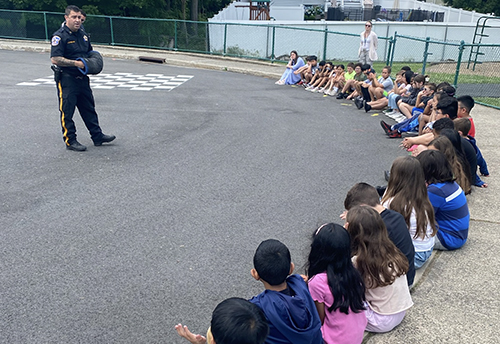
[306,223,367,344]
[250,239,323,344]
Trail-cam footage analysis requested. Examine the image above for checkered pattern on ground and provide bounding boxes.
[17,73,194,91]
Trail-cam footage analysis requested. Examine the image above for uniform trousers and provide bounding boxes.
[56,73,102,145]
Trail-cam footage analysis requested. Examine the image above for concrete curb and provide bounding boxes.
[0,39,284,80]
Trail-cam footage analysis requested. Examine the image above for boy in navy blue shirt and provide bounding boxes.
[250,239,323,344]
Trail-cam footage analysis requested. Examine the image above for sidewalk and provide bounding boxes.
[2,38,499,343]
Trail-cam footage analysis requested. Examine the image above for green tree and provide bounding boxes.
[443,0,499,16]
[0,0,67,11]
[0,0,232,20]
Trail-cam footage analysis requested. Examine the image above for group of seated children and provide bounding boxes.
[176,152,473,344]
[175,211,411,344]
[276,54,490,190]
[173,54,482,344]
[387,91,489,188]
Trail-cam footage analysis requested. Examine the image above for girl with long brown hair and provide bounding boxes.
[346,206,413,333]
[381,156,437,269]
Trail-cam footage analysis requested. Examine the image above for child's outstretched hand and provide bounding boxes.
[175,324,207,344]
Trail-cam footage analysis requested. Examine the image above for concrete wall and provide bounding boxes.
[270,6,305,21]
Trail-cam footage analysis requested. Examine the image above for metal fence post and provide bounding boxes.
[386,36,393,66]
[323,26,328,61]
[43,12,48,41]
[109,17,115,45]
[271,26,276,62]
[205,22,209,53]
[422,37,432,75]
[223,23,228,56]
[454,40,465,88]
[390,31,397,67]
[174,20,178,50]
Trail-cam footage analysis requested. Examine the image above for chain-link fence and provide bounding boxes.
[388,34,500,108]
[1,8,499,108]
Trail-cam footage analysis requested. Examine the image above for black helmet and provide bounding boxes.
[77,50,103,75]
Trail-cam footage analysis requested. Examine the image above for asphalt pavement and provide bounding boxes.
[1,39,499,344]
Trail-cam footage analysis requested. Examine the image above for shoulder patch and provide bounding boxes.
[51,36,61,46]
[83,35,88,42]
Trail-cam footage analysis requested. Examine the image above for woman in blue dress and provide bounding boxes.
[276,50,305,85]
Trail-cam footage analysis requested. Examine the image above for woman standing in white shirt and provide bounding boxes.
[358,21,378,66]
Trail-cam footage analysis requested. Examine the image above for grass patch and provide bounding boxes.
[475,97,500,109]
[430,72,500,84]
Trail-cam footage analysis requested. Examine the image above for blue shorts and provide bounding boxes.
[414,249,433,269]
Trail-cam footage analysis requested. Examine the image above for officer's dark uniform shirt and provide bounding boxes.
[50,25,92,76]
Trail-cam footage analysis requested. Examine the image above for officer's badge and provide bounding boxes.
[83,35,88,42]
[51,36,61,46]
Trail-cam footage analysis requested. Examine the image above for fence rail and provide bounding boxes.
[1,8,499,108]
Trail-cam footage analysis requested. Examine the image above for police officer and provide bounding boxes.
[51,5,115,151]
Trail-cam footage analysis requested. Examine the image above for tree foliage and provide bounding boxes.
[0,0,232,20]
[443,0,499,16]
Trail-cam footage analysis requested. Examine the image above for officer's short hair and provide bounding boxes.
[65,5,81,16]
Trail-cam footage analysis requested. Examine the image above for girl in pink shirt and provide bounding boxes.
[306,223,367,344]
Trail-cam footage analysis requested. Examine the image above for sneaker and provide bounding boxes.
[394,114,407,123]
[402,131,419,137]
[388,130,402,138]
[336,92,344,99]
[380,120,392,134]
[330,90,338,97]
[382,108,393,114]
[364,102,372,112]
[387,111,401,119]
[355,98,364,110]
